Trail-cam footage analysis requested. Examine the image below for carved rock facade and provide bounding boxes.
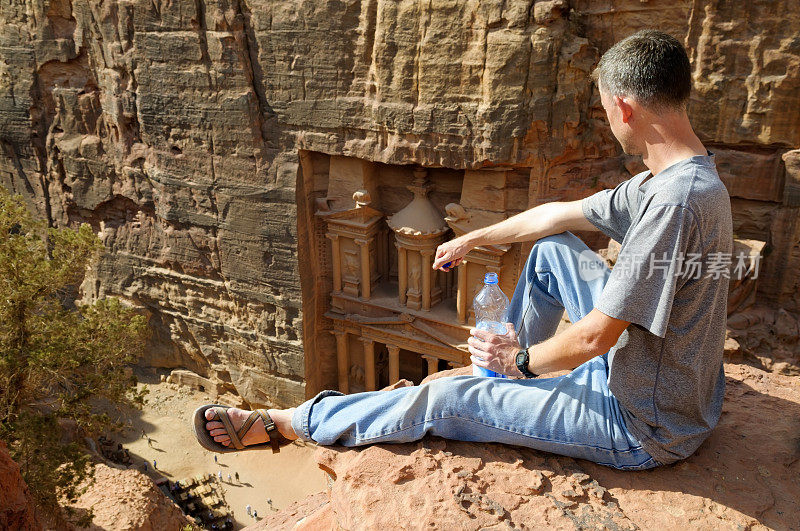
[1,0,798,404]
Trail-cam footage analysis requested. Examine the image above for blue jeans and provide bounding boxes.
[291,231,662,470]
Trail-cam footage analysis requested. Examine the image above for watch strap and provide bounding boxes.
[516,348,539,378]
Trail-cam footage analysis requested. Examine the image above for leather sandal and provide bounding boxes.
[192,404,293,454]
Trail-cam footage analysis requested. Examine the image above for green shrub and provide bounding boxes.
[0,186,147,525]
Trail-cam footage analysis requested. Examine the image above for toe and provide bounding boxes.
[209,428,227,437]
[205,409,217,421]
[206,420,224,431]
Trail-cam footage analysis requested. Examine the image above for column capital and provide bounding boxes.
[330,329,347,338]
[358,336,375,345]
[386,344,401,353]
[354,238,370,246]
[326,232,340,241]
[419,249,434,257]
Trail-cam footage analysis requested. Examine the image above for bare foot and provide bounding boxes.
[205,407,298,448]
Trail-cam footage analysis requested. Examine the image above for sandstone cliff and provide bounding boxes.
[1,0,798,404]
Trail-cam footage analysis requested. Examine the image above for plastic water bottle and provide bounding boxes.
[472,272,510,378]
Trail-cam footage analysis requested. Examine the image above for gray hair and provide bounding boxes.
[592,29,692,111]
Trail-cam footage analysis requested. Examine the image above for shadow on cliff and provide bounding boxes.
[87,368,162,474]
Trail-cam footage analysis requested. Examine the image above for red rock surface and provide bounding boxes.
[250,363,800,530]
[0,441,40,531]
[61,463,194,531]
[245,491,332,531]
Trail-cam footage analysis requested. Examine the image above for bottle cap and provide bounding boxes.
[484,272,498,284]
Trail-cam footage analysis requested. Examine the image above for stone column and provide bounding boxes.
[327,233,342,292]
[387,345,401,384]
[397,245,408,305]
[355,238,371,299]
[378,230,388,282]
[421,354,439,376]
[332,330,349,393]
[420,250,433,310]
[456,261,467,324]
[361,337,376,391]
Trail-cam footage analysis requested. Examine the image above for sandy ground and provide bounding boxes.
[109,378,327,530]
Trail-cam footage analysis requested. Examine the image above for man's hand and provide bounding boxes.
[467,323,524,377]
[432,237,471,271]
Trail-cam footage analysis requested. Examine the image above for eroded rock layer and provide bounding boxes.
[1,0,798,403]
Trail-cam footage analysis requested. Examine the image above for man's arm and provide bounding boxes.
[461,199,597,247]
[467,308,630,377]
[523,309,629,374]
[432,199,597,270]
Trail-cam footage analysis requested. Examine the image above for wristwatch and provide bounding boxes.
[515,348,539,378]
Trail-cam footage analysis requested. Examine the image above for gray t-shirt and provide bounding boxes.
[581,152,732,465]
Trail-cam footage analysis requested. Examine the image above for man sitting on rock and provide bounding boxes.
[195,29,732,470]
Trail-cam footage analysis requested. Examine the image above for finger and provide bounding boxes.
[468,344,492,361]
[469,355,488,368]
[432,251,451,270]
[505,322,516,335]
[470,328,492,341]
[468,336,494,351]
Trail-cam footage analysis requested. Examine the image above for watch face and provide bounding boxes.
[516,351,526,366]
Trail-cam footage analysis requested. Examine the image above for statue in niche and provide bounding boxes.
[408,258,421,292]
[349,364,365,387]
[343,250,359,281]
[376,349,389,379]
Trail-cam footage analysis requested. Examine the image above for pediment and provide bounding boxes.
[339,313,468,353]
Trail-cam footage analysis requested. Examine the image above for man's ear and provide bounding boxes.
[614,95,634,124]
